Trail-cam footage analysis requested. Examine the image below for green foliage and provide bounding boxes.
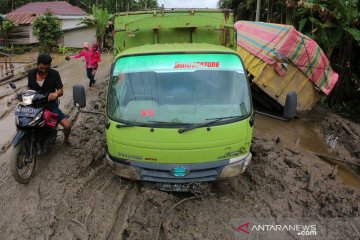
[33,12,63,53]
[296,0,360,52]
[218,0,257,21]
[81,5,109,48]
[1,20,14,46]
[13,46,26,55]
[5,44,14,54]
[2,20,14,32]
[294,0,360,117]
[5,44,33,55]
[1,1,159,16]
[344,27,360,46]
[92,5,109,47]
[56,45,68,55]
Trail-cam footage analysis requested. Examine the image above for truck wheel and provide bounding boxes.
[10,138,36,184]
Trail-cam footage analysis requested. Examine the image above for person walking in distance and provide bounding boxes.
[67,42,95,88]
[89,42,101,87]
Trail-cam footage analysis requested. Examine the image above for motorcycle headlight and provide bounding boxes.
[29,110,44,126]
[22,95,35,106]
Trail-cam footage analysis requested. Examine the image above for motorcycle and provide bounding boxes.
[9,83,59,184]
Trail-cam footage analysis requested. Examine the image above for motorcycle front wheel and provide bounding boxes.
[10,137,36,184]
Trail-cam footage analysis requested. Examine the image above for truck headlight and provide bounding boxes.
[219,153,252,179]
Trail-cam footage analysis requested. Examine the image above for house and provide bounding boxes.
[5,1,96,48]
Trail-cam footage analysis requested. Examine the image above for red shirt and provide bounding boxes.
[71,49,92,68]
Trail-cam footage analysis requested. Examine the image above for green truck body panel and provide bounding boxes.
[113,10,235,52]
[106,10,253,182]
[106,118,252,164]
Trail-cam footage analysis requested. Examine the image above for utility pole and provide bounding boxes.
[256,0,261,21]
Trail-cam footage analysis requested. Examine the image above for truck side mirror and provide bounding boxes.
[283,91,297,119]
[9,82,16,89]
[73,84,86,108]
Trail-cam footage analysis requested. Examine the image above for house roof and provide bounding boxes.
[8,1,87,16]
[6,13,37,25]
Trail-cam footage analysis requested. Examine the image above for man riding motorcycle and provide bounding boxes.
[27,53,71,144]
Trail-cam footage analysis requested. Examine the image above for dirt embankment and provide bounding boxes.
[315,107,360,166]
[0,58,359,240]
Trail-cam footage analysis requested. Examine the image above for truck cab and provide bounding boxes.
[106,43,253,184]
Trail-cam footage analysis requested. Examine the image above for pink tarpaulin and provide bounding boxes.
[235,21,339,95]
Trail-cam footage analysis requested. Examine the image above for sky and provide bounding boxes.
[157,0,219,9]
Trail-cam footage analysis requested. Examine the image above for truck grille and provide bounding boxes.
[132,160,228,183]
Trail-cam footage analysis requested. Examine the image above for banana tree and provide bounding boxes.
[297,0,360,55]
[80,5,110,48]
[296,0,360,114]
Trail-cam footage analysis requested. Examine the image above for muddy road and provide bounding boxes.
[0,56,360,240]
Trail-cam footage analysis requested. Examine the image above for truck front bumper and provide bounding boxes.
[106,152,252,183]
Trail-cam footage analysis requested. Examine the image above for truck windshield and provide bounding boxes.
[107,53,251,125]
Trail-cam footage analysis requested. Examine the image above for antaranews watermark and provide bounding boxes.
[229,217,360,240]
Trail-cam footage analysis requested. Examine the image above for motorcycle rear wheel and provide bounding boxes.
[10,138,36,184]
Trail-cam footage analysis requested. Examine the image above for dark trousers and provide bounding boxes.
[86,68,95,87]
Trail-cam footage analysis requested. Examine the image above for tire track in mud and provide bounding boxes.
[0,62,114,240]
[106,183,140,240]
[45,78,139,240]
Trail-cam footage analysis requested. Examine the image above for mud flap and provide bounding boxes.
[11,130,27,145]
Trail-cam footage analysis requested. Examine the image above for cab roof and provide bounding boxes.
[115,43,237,58]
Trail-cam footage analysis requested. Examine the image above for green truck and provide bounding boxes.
[73,9,295,192]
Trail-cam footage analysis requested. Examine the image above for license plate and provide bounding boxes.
[159,183,202,193]
[15,107,39,117]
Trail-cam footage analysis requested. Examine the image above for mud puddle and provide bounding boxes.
[255,114,360,192]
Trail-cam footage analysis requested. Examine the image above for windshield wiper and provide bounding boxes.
[116,121,188,128]
[116,122,151,128]
[148,120,191,126]
[178,115,244,134]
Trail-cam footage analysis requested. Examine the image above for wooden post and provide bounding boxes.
[10,56,14,75]
[256,0,261,21]
[4,57,8,75]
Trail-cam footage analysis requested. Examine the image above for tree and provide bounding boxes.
[218,0,257,21]
[1,20,14,47]
[33,11,63,52]
[294,0,360,114]
[81,5,109,48]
